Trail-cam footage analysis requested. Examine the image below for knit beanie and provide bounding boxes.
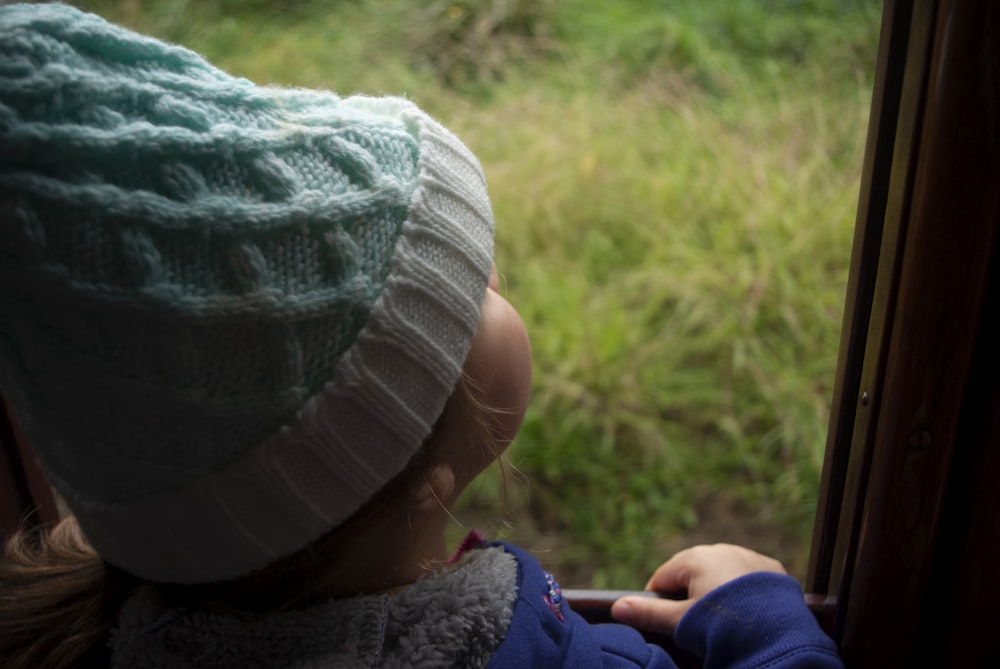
[0,4,494,583]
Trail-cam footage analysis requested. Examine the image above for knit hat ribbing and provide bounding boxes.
[0,4,494,582]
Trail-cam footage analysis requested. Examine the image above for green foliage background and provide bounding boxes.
[78,0,883,587]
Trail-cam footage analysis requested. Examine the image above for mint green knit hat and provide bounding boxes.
[0,4,494,583]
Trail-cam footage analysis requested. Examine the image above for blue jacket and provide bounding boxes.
[110,539,843,667]
[487,542,843,668]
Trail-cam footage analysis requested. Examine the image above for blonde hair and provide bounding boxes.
[0,517,138,669]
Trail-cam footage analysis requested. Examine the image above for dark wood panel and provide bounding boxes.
[807,0,1000,665]
[807,0,914,602]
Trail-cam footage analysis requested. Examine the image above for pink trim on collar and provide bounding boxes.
[448,530,486,563]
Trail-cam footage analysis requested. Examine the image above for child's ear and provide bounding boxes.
[410,463,457,512]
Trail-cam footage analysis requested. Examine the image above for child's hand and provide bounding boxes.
[610,544,786,636]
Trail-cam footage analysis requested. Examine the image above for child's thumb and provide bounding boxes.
[610,595,692,636]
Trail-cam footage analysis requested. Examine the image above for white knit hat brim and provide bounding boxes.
[69,107,494,583]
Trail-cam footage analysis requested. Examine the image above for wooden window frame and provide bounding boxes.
[806,0,1000,665]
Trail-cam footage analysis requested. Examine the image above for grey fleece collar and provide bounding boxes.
[110,546,518,668]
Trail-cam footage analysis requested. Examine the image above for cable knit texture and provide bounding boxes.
[0,3,494,582]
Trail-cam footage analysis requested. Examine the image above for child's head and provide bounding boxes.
[0,3,531,587]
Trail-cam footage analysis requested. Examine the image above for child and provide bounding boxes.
[0,4,843,668]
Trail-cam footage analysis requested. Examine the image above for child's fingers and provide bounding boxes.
[614,545,790,637]
[611,595,692,636]
[644,548,699,592]
[647,544,788,599]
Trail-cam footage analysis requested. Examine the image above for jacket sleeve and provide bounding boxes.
[486,542,682,668]
[673,572,843,669]
[485,596,684,668]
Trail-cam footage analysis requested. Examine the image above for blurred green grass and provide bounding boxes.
[77,0,882,587]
